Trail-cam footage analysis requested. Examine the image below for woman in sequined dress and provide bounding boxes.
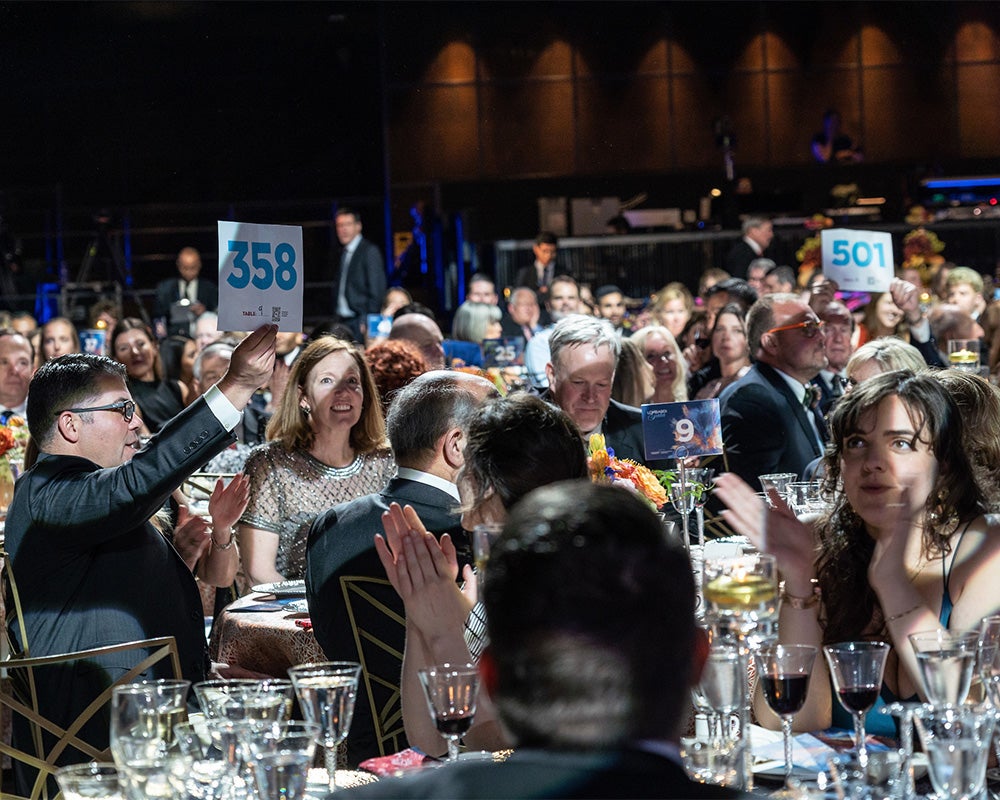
[238,336,395,586]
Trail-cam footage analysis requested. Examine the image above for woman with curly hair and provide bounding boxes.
[238,336,396,585]
[715,370,1000,735]
[365,338,429,413]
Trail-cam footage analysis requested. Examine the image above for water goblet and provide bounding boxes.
[914,704,996,800]
[194,678,292,722]
[823,641,891,767]
[786,481,823,517]
[757,473,797,506]
[55,763,122,800]
[109,679,191,768]
[288,661,361,793]
[242,721,321,800]
[697,642,743,744]
[977,615,1000,706]
[417,663,480,762]
[754,644,818,784]
[173,720,241,800]
[908,629,979,707]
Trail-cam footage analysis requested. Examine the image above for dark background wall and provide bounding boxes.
[3,1,1000,291]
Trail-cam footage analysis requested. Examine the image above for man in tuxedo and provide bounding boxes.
[514,231,558,294]
[4,325,276,783]
[720,294,828,490]
[543,314,651,465]
[154,247,219,334]
[0,329,33,418]
[813,300,853,417]
[341,481,736,799]
[306,369,497,762]
[723,216,773,278]
[332,207,387,341]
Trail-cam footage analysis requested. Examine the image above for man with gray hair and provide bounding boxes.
[305,369,497,762]
[724,216,774,278]
[542,314,647,464]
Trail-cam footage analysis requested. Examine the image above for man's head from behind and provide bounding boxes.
[545,315,620,436]
[388,313,446,370]
[386,370,497,475]
[482,481,701,748]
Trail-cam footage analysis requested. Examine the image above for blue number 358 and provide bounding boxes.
[226,240,297,291]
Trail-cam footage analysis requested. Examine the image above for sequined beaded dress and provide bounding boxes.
[239,443,396,579]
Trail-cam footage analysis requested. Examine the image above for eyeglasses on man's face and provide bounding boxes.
[64,399,136,422]
[765,319,826,339]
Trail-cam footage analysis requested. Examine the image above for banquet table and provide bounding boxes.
[209,592,326,677]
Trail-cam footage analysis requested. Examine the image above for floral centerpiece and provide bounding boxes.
[0,414,28,508]
[901,227,946,287]
[796,234,823,288]
[587,434,667,510]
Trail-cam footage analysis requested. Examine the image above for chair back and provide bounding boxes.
[339,574,407,761]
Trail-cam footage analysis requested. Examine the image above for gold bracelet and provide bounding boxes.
[885,603,921,623]
[780,580,821,610]
[211,527,235,551]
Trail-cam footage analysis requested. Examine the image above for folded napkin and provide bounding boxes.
[750,725,890,772]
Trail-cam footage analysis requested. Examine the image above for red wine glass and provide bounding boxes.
[754,644,817,784]
[823,641,891,768]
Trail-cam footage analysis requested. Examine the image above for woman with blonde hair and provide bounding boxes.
[844,338,926,389]
[630,325,688,403]
[612,337,654,407]
[238,336,395,585]
[649,282,693,339]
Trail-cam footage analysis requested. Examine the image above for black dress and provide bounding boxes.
[129,377,184,433]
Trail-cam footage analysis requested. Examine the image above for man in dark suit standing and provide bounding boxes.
[153,247,219,335]
[341,482,737,799]
[4,325,276,786]
[333,207,387,341]
[720,294,829,490]
[723,216,773,278]
[514,231,559,295]
[306,369,497,762]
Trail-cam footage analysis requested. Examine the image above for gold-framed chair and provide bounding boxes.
[339,575,407,758]
[0,549,182,799]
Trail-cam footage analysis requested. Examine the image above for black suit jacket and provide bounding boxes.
[305,477,465,763]
[5,397,235,772]
[722,240,760,278]
[153,276,219,318]
[720,362,825,490]
[340,747,742,799]
[333,237,387,323]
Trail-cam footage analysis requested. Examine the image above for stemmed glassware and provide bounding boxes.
[194,678,293,722]
[757,473,797,506]
[288,661,362,793]
[668,466,714,550]
[242,721,322,800]
[823,641,890,767]
[417,663,480,762]
[754,644,817,785]
[695,642,743,745]
[914,704,996,800]
[908,628,979,707]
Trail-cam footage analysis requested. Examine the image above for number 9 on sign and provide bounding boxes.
[226,240,298,291]
[675,418,694,443]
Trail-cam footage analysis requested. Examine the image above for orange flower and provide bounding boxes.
[0,427,15,458]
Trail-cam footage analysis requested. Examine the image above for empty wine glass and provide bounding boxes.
[243,721,322,800]
[757,473,797,505]
[908,629,979,707]
[288,661,361,793]
[110,679,191,767]
[823,641,890,767]
[754,644,818,784]
[194,678,293,722]
[417,663,480,762]
[689,467,715,548]
[55,763,122,800]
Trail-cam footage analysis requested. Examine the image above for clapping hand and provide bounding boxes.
[207,473,250,532]
[172,506,212,571]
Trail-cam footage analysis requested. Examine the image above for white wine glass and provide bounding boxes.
[418,663,480,762]
[288,661,361,793]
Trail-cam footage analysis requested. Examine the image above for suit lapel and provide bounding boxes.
[757,364,822,455]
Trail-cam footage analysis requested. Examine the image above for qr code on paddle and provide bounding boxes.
[271,306,281,323]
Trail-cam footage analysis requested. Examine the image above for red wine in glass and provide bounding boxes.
[837,685,880,714]
[435,715,473,738]
[761,674,809,716]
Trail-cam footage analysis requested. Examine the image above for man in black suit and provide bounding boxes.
[723,216,773,278]
[340,481,736,799]
[514,231,558,294]
[4,325,276,788]
[153,247,219,335]
[333,207,387,341]
[306,369,497,762]
[720,294,828,490]
[542,314,650,465]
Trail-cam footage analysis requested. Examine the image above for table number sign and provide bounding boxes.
[217,221,304,331]
[820,228,894,292]
[642,398,723,461]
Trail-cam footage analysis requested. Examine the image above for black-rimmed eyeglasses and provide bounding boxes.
[64,399,136,422]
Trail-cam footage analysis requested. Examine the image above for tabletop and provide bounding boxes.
[209,591,326,677]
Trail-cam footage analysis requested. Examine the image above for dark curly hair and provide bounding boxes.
[816,369,985,643]
[365,339,429,412]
